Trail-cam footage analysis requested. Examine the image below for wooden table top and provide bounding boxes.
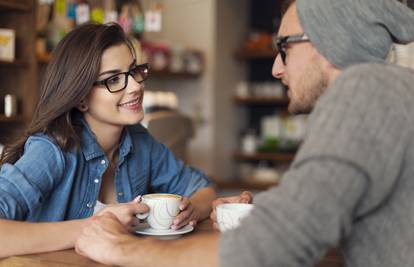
[0,220,215,267]
[0,219,341,267]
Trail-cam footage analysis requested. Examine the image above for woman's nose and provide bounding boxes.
[125,75,144,93]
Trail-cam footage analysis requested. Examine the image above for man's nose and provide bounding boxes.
[272,54,284,79]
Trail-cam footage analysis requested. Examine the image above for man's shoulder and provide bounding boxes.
[314,63,414,117]
[331,63,414,98]
[341,63,414,84]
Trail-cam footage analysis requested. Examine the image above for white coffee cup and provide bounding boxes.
[216,203,254,232]
[137,193,182,230]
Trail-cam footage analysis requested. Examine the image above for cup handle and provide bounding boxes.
[137,212,149,220]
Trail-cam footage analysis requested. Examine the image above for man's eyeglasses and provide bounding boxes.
[93,63,150,93]
[273,33,310,64]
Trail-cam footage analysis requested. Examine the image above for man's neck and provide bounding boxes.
[327,67,342,86]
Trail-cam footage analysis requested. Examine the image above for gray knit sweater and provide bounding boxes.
[220,63,414,267]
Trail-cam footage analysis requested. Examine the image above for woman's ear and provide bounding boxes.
[77,100,88,112]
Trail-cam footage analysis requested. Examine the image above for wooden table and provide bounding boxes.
[0,220,342,267]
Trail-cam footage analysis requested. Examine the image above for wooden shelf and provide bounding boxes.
[0,1,36,142]
[36,53,50,64]
[0,1,31,12]
[0,114,24,122]
[234,151,295,163]
[235,48,277,60]
[151,69,201,78]
[234,96,289,105]
[38,54,202,78]
[0,59,27,67]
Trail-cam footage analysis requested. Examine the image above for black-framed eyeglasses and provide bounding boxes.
[93,63,150,93]
[273,33,310,65]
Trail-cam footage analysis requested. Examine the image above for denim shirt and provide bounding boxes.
[0,118,210,222]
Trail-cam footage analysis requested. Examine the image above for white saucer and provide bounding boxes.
[135,223,194,240]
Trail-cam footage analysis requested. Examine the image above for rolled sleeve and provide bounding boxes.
[0,136,65,220]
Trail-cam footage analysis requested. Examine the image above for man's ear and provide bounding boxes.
[77,100,88,112]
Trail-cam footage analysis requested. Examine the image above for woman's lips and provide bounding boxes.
[119,97,142,110]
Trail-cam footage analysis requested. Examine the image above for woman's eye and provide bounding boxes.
[107,75,121,85]
[130,67,138,76]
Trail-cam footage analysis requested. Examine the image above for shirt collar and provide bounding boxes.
[119,127,134,161]
[76,115,134,161]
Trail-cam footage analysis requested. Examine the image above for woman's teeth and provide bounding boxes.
[120,98,139,107]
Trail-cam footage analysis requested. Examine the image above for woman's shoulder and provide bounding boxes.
[25,133,62,153]
[18,133,66,170]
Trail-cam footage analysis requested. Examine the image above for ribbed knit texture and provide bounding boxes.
[220,64,414,267]
[296,0,414,69]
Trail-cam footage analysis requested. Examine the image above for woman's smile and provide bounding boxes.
[118,96,142,111]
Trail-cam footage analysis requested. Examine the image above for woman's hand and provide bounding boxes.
[97,197,149,232]
[171,197,200,230]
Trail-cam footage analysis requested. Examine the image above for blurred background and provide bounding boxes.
[0,0,413,196]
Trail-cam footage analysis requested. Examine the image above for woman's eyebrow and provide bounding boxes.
[98,69,121,77]
[98,61,136,77]
[128,61,136,68]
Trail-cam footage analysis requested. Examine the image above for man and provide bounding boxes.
[75,0,414,266]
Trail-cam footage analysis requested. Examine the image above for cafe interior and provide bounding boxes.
[0,0,413,266]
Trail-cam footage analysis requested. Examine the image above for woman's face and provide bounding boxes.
[83,43,145,132]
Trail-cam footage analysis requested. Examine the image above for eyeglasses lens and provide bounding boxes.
[107,74,125,92]
[133,65,149,82]
[106,65,149,92]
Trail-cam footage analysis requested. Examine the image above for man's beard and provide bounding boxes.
[287,63,328,114]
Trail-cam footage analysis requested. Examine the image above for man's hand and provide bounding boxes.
[210,191,253,230]
[75,212,135,266]
[172,197,200,230]
[97,197,149,232]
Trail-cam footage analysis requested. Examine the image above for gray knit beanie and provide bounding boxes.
[296,0,414,69]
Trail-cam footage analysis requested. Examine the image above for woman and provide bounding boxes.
[0,23,215,257]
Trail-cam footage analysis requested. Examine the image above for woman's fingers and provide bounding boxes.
[172,205,194,229]
[179,197,190,211]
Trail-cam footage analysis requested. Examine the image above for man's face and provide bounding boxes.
[272,3,329,114]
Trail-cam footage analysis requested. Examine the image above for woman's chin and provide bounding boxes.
[125,113,144,125]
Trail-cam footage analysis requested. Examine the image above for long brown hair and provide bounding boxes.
[1,23,135,164]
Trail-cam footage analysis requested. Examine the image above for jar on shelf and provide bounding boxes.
[241,129,258,154]
[4,94,17,117]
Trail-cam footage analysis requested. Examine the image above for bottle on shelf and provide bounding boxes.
[241,129,258,155]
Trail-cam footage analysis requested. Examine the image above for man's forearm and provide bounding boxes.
[123,232,220,267]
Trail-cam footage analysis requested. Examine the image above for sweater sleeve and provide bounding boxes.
[219,64,411,267]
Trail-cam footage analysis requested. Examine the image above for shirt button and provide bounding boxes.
[94,178,100,184]
[100,160,106,165]
[86,203,93,208]
[118,192,124,196]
